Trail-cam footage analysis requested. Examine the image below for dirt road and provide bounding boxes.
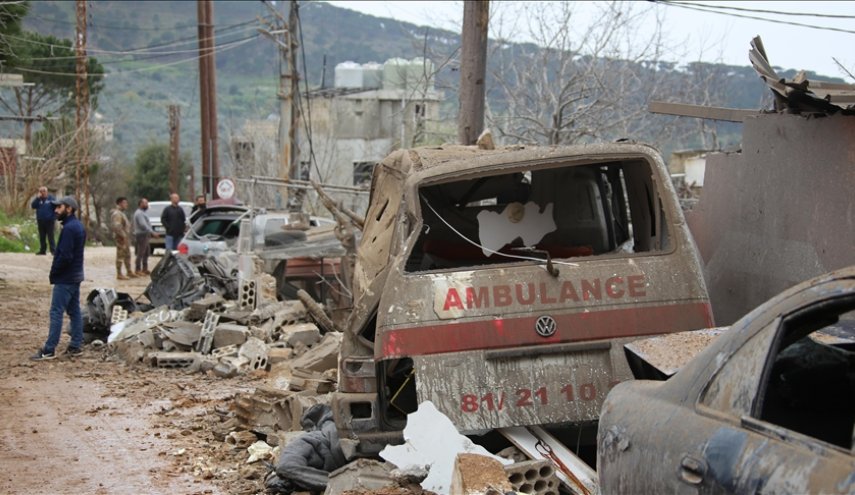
[0,247,265,494]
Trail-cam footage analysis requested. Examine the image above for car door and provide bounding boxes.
[691,289,855,494]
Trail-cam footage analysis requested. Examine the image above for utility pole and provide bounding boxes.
[168,105,181,194]
[261,0,300,209]
[197,0,220,199]
[75,0,91,228]
[457,0,489,145]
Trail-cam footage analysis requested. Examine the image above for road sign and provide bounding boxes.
[216,178,235,199]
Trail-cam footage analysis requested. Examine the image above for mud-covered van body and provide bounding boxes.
[333,144,713,454]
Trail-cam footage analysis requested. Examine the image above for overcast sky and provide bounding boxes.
[325,1,855,79]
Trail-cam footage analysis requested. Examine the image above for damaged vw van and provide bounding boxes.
[332,143,713,455]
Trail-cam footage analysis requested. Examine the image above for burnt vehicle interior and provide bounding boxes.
[406,159,670,272]
[756,299,855,450]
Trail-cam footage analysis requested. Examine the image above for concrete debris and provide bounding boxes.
[380,401,510,494]
[227,430,261,450]
[246,440,276,464]
[289,332,342,373]
[324,459,395,495]
[280,323,321,348]
[239,278,258,310]
[213,322,250,348]
[196,310,220,354]
[450,453,513,495]
[504,459,560,495]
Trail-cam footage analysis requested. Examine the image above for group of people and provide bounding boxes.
[28,188,205,361]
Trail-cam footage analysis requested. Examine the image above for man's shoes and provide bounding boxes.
[30,349,56,361]
[142,270,151,275]
[116,274,129,280]
[35,252,46,256]
[134,271,147,277]
[66,347,83,357]
[127,272,139,278]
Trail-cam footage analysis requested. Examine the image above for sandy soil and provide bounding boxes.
[0,247,269,495]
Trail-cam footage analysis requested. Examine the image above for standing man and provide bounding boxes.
[31,196,85,360]
[31,186,56,255]
[133,198,158,275]
[111,197,136,280]
[160,193,186,251]
[191,194,206,217]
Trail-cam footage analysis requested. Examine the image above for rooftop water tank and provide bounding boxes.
[362,62,383,89]
[335,61,364,88]
[382,57,435,90]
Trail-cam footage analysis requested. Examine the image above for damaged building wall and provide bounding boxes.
[687,113,855,325]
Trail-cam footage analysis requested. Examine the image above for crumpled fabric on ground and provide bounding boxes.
[265,404,347,494]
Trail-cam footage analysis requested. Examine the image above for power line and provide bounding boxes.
[661,1,855,20]
[7,36,258,78]
[0,23,261,58]
[294,2,322,182]
[656,1,855,35]
[17,31,260,63]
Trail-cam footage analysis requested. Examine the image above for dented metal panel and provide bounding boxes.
[598,267,855,494]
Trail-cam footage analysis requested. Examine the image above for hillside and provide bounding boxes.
[13,1,845,171]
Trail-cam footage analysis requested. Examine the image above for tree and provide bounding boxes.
[486,2,678,145]
[0,1,29,66]
[1,31,105,148]
[131,142,190,201]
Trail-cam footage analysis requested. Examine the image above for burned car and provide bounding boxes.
[332,143,714,456]
[598,266,855,494]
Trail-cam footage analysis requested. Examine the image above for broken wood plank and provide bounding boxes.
[648,101,758,122]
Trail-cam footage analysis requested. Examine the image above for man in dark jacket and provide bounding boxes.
[30,186,56,255]
[160,193,187,251]
[31,196,86,361]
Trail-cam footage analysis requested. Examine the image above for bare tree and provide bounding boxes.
[487,2,677,145]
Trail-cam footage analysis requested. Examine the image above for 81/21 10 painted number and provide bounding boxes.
[459,382,620,413]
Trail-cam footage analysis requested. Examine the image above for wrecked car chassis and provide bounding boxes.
[598,266,855,494]
[331,143,713,456]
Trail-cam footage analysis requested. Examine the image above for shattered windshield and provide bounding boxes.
[405,158,669,272]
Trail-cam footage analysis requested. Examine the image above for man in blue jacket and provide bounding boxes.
[30,186,56,255]
[30,196,86,361]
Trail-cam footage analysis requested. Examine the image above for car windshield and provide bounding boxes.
[195,217,240,238]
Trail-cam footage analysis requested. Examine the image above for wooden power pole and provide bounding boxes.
[261,0,300,209]
[457,0,489,145]
[168,104,181,194]
[197,0,220,199]
[75,0,91,227]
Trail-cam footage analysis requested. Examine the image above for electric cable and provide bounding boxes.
[294,2,323,183]
[422,198,579,268]
[659,1,855,20]
[655,0,855,35]
[8,35,257,78]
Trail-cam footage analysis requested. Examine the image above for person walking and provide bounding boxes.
[31,186,56,255]
[160,193,186,251]
[30,196,86,360]
[133,198,158,275]
[111,197,136,280]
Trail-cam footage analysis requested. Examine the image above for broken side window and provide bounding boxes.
[405,159,668,272]
[755,300,855,449]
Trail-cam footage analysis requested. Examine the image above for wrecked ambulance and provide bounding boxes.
[332,143,714,455]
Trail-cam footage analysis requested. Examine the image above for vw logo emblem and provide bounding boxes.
[535,315,557,337]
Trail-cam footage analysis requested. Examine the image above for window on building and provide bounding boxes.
[353,161,376,187]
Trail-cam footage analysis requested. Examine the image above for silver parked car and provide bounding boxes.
[178,206,334,258]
